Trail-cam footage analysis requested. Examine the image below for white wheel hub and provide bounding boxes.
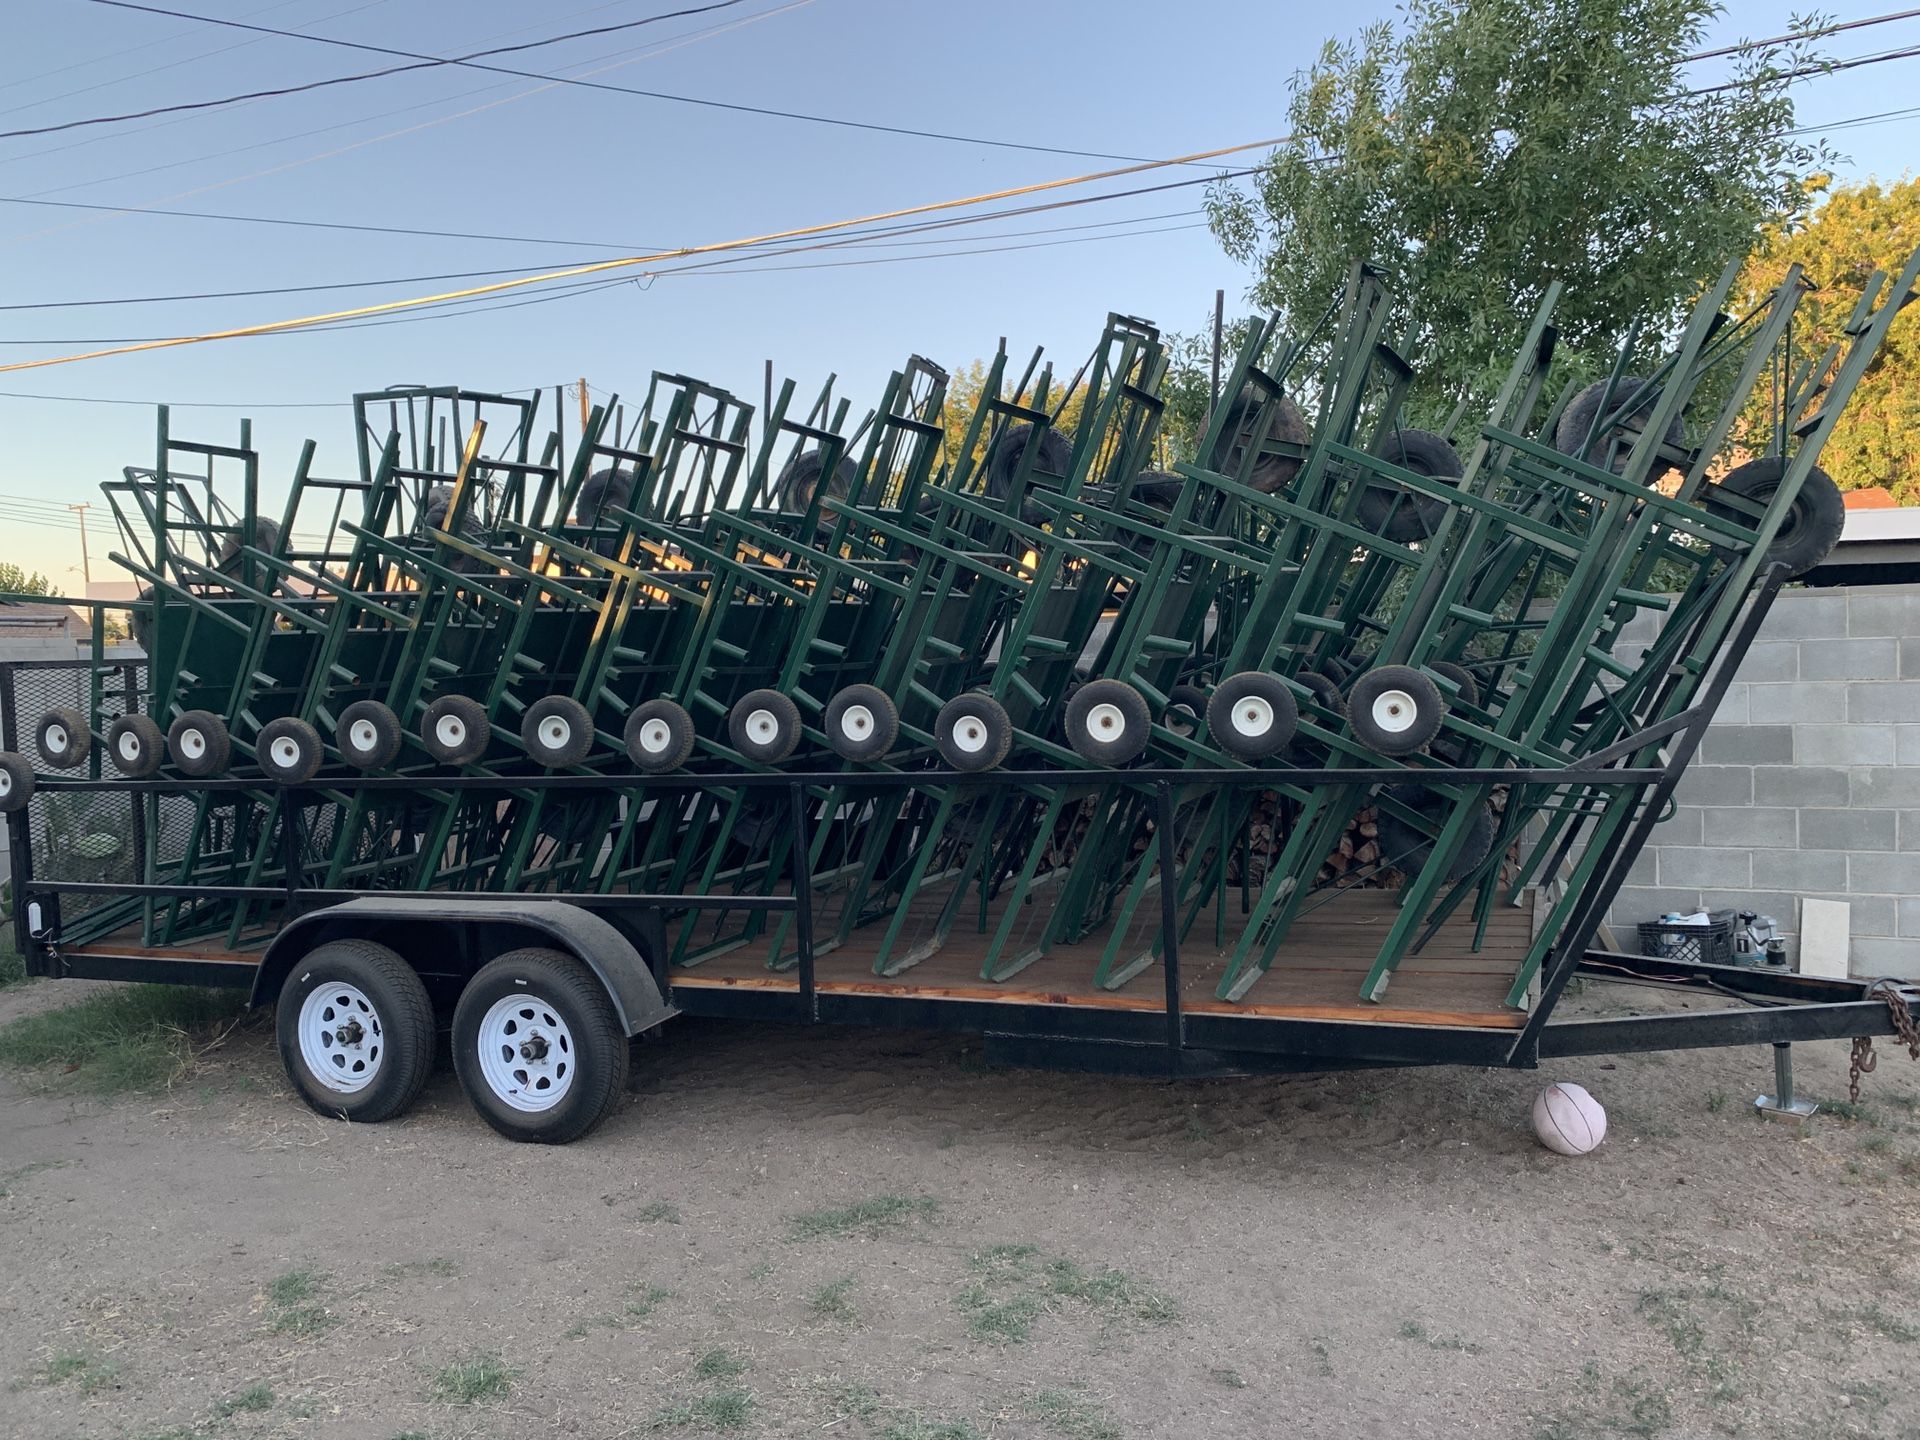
[45,723,67,752]
[746,708,779,746]
[436,714,467,748]
[475,992,576,1112]
[952,716,988,754]
[269,736,302,769]
[349,719,380,753]
[1233,696,1275,738]
[0,770,10,798]
[638,718,673,754]
[118,733,142,762]
[538,715,572,750]
[840,704,874,741]
[1087,701,1126,740]
[1371,689,1418,734]
[297,982,384,1094]
[180,728,207,760]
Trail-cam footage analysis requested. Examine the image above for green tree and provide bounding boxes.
[1158,314,1259,466]
[938,358,1087,472]
[1205,0,1832,417]
[1733,176,1920,502]
[0,562,52,596]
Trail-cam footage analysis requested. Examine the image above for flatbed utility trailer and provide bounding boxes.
[4,248,1920,1143]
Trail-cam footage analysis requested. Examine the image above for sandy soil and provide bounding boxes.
[3,976,1919,1440]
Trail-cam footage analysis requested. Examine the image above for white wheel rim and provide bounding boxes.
[476,992,576,1112]
[840,704,874,741]
[269,736,301,770]
[539,715,572,750]
[118,733,142,763]
[45,723,67,752]
[297,983,384,1095]
[1371,689,1418,735]
[639,718,672,755]
[1232,696,1275,738]
[0,771,10,798]
[1168,705,1197,737]
[436,714,467,748]
[746,708,779,746]
[349,719,379,754]
[180,728,207,760]
[952,716,988,754]
[1087,701,1127,742]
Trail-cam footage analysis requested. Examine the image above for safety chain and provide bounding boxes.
[1849,980,1920,1105]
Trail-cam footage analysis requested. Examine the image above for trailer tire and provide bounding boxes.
[0,751,33,814]
[1349,665,1446,756]
[1210,388,1310,493]
[1705,457,1846,578]
[1378,785,1497,882]
[276,939,434,1124]
[729,689,802,763]
[1429,661,1479,709]
[336,700,403,770]
[625,700,695,772]
[776,449,857,511]
[1360,429,1459,542]
[168,709,232,777]
[824,684,898,762]
[1162,683,1208,737]
[421,695,490,766]
[1297,671,1345,720]
[452,947,628,1145]
[936,693,1013,772]
[1206,672,1299,761]
[523,696,595,768]
[258,716,325,785]
[575,468,636,557]
[1064,679,1152,764]
[986,422,1071,500]
[1554,376,1684,471]
[106,714,165,777]
[35,707,91,769]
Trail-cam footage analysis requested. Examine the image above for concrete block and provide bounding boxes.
[1675,766,1753,807]
[1654,806,1706,846]
[1898,897,1920,938]
[1701,806,1795,848]
[1699,726,1794,766]
[1897,726,1920,767]
[1752,849,1846,890]
[1700,889,1800,920]
[1658,848,1752,888]
[1901,636,1920,680]
[1798,808,1896,852]
[1848,682,1920,724]
[1848,936,1920,980]
[1849,590,1919,637]
[1701,684,1747,727]
[1767,593,1849,639]
[1624,849,1657,887]
[1844,895,1899,938]
[1794,723,1894,767]
[1901,812,1920,852]
[1849,851,1920,895]
[1852,767,1920,809]
[1745,683,1847,725]
[1799,637,1899,681]
[1733,641,1798,682]
[1753,766,1850,808]
[1800,897,1851,978]
[1609,886,1702,928]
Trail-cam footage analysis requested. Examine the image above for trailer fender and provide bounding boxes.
[251,897,675,1037]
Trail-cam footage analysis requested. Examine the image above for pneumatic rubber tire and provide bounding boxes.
[522,696,595,768]
[1296,671,1345,720]
[1162,683,1209,738]
[1554,376,1684,472]
[452,948,629,1145]
[624,700,695,772]
[336,700,403,770]
[421,695,491,766]
[275,939,434,1124]
[1377,785,1498,883]
[728,689,802,764]
[257,716,325,785]
[1705,457,1846,579]
[936,693,1013,772]
[1205,672,1299,761]
[1429,661,1479,709]
[824,684,899,762]
[1360,428,1459,542]
[0,751,34,814]
[35,706,91,769]
[106,714,165,777]
[168,709,232,777]
[1063,678,1152,765]
[1349,665,1446,757]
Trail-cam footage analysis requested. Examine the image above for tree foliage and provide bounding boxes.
[1206,0,1832,416]
[1734,176,1920,502]
[1157,315,1259,465]
[0,562,52,596]
[938,358,1087,472]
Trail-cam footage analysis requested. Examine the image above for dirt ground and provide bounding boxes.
[3,976,1920,1440]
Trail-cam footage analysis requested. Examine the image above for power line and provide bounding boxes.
[0,387,547,409]
[1686,41,1920,95]
[1682,7,1920,62]
[0,0,762,140]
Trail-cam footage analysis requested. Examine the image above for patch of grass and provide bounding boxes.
[566,1283,673,1338]
[1533,1369,1674,1440]
[380,1257,459,1280]
[787,1194,939,1242]
[745,1261,775,1282]
[1398,1319,1483,1355]
[0,948,25,988]
[637,1200,683,1225]
[955,1245,1177,1344]
[1861,1133,1893,1154]
[1308,1336,1333,1376]
[429,1351,514,1405]
[880,1418,982,1440]
[391,1433,430,1440]
[824,1382,884,1422]
[809,1276,857,1322]
[1816,1096,1879,1124]
[694,1348,748,1381]
[1634,1290,1704,1358]
[1705,1090,1727,1113]
[1024,1388,1120,1440]
[267,1268,321,1306]
[0,984,244,1094]
[1207,1366,1246,1388]
[265,1267,336,1336]
[649,1388,754,1431]
[1828,1302,1920,1342]
[215,1383,273,1415]
[0,1157,69,1197]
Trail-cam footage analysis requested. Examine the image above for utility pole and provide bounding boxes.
[578,376,590,433]
[68,502,91,587]
[1210,288,1225,406]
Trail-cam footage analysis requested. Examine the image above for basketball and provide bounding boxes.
[1533,1082,1607,1156]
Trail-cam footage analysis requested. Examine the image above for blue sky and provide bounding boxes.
[1,0,1916,587]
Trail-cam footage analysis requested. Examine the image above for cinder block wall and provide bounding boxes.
[1606,583,1920,978]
